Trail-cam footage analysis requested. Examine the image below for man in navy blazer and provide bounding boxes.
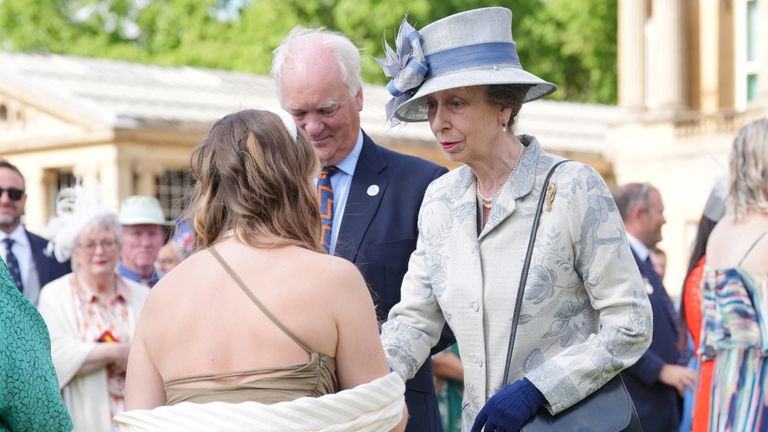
[274,27,448,431]
[614,183,696,432]
[0,160,70,306]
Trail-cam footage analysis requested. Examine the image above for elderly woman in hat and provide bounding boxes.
[37,188,149,431]
[377,7,652,431]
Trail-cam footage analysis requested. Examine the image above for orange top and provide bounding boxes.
[683,256,711,432]
[684,257,706,350]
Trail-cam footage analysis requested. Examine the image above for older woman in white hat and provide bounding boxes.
[377,7,652,431]
[37,188,149,432]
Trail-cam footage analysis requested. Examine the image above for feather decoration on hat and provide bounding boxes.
[376,16,429,124]
[45,184,116,263]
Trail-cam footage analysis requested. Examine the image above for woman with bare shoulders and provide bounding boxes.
[117,109,406,431]
[699,117,768,431]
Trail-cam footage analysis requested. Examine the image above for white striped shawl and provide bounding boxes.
[114,372,405,432]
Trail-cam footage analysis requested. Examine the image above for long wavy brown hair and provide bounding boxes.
[184,109,322,252]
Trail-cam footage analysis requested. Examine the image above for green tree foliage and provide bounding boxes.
[0,0,617,104]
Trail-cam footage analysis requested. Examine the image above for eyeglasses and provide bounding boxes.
[0,187,24,201]
[78,239,118,253]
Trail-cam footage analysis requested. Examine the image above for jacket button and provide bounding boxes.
[476,358,484,367]
[470,302,479,312]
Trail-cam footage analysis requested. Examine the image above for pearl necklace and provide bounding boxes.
[476,144,525,210]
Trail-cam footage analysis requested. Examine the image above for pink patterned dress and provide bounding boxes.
[70,275,135,424]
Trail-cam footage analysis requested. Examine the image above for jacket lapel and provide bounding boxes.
[26,230,48,280]
[631,248,679,337]
[479,136,541,239]
[335,132,388,262]
[449,167,481,244]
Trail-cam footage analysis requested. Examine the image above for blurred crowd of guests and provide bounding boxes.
[1,6,767,432]
[0,159,194,430]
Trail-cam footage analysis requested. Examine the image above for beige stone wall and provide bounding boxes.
[613,0,768,297]
[611,119,732,297]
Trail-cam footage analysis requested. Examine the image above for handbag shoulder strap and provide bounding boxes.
[502,159,571,384]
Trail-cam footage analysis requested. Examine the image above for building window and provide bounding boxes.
[0,104,7,122]
[57,171,77,191]
[747,0,758,62]
[155,169,193,224]
[46,169,78,221]
[748,73,759,101]
[740,0,760,105]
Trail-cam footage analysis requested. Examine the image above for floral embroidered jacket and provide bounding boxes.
[381,137,652,430]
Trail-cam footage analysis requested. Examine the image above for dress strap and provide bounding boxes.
[207,246,312,354]
[737,231,768,267]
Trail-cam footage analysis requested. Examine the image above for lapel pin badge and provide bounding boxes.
[643,277,654,294]
[367,185,380,197]
[545,183,557,212]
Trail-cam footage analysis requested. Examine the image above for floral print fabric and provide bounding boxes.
[71,275,133,424]
[381,137,652,430]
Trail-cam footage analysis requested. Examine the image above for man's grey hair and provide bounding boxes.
[271,26,362,98]
[612,182,653,222]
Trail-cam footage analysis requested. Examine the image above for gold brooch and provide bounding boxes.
[545,183,557,212]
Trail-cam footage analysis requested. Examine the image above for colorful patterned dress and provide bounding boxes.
[700,267,768,432]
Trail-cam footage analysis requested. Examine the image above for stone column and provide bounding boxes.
[98,158,132,210]
[135,162,164,197]
[619,0,647,110]
[22,168,47,232]
[653,0,685,111]
[699,1,720,113]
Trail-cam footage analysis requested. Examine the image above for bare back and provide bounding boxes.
[124,237,389,409]
[706,212,768,274]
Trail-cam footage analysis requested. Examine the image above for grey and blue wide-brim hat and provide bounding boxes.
[378,7,557,124]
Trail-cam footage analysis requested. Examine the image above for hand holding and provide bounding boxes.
[109,342,131,373]
[471,378,545,432]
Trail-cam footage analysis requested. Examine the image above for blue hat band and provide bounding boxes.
[426,42,521,78]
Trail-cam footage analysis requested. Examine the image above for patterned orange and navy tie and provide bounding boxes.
[3,238,23,292]
[317,166,339,253]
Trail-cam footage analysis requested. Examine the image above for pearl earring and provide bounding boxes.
[501,122,507,132]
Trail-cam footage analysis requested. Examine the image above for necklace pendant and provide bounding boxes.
[481,199,493,209]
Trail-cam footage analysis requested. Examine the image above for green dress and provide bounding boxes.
[0,260,72,431]
[437,344,463,432]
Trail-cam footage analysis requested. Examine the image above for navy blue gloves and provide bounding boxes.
[471,377,545,432]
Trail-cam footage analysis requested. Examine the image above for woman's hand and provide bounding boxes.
[109,342,131,373]
[79,342,130,375]
[471,378,545,432]
[658,364,696,396]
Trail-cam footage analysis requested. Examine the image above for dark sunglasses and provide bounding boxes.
[0,187,24,201]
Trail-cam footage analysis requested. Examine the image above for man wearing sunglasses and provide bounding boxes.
[0,161,70,306]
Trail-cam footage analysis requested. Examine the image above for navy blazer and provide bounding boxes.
[621,249,681,432]
[26,229,71,288]
[334,132,447,432]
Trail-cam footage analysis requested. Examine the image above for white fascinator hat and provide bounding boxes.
[46,185,118,263]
